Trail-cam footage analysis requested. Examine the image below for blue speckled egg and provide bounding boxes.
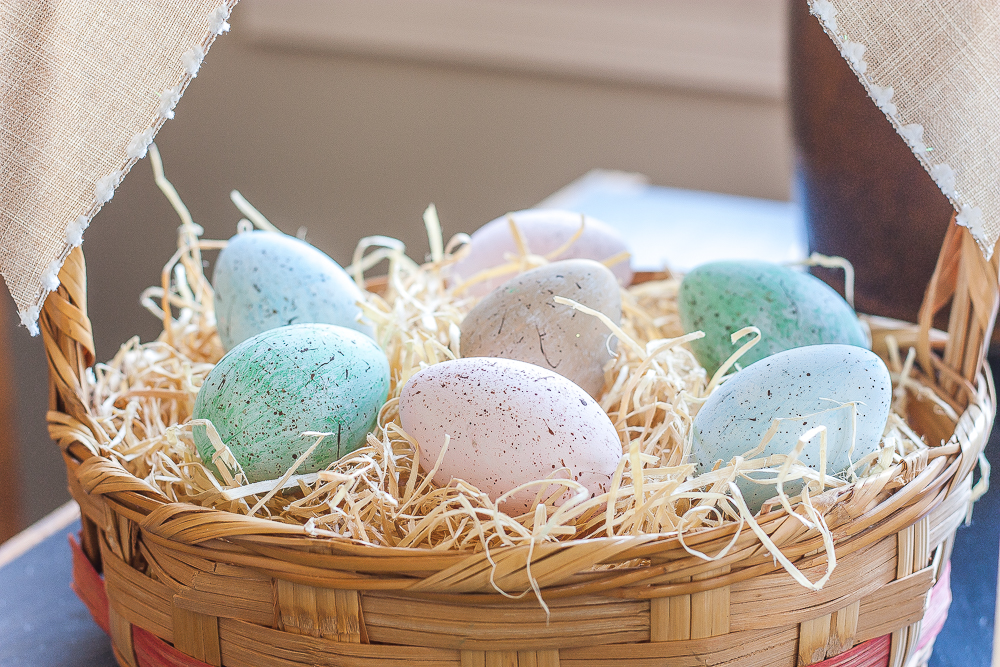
[213,231,373,351]
[691,344,891,514]
[193,324,390,483]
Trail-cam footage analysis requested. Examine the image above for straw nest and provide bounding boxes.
[82,148,934,592]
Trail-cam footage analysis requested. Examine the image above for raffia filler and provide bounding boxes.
[55,147,944,606]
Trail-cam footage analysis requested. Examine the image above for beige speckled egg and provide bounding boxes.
[452,209,633,296]
[460,260,621,397]
[399,357,623,515]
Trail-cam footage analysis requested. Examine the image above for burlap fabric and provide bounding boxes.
[2,1,999,330]
[807,0,1000,258]
[0,0,236,334]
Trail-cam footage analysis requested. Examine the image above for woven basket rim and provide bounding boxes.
[42,221,999,600]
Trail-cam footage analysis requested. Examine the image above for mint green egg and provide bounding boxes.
[679,260,868,375]
[193,324,389,483]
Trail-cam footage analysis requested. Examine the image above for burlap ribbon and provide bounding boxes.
[1,1,998,331]
[807,0,1000,258]
[0,0,236,333]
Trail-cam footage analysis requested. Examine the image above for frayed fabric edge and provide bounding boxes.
[12,0,240,336]
[805,0,994,261]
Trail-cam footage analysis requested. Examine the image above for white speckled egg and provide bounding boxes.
[692,344,891,514]
[399,357,623,514]
[452,209,633,296]
[460,259,621,397]
[213,231,373,350]
[193,324,390,483]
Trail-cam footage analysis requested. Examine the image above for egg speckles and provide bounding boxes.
[193,324,389,483]
[399,357,623,514]
[213,231,373,350]
[692,344,891,513]
[460,260,621,397]
[679,260,868,375]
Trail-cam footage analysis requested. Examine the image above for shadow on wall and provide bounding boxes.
[5,7,792,531]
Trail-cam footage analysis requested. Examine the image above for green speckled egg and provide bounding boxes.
[679,260,868,375]
[193,324,389,483]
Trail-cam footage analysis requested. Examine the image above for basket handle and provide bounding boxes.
[917,217,1000,404]
[40,247,96,428]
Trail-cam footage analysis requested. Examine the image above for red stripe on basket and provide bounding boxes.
[69,534,109,635]
[813,634,891,667]
[810,563,953,667]
[132,626,214,667]
[915,561,952,652]
[69,532,213,667]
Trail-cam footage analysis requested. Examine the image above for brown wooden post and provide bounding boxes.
[0,291,21,542]
[789,0,953,325]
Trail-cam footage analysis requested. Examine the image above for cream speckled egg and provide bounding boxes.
[460,259,621,397]
[399,357,623,514]
[452,209,633,296]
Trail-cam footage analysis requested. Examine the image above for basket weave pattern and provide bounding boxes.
[42,222,997,667]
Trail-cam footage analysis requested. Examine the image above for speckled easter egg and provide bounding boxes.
[193,324,390,483]
[452,209,633,296]
[692,344,891,514]
[213,231,373,351]
[678,260,868,376]
[460,260,621,397]
[399,357,623,515]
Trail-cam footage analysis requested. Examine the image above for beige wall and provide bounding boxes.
[9,6,793,527]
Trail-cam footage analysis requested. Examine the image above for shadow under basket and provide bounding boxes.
[44,220,997,667]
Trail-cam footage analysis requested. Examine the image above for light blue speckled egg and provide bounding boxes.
[691,344,891,514]
[193,324,390,483]
[213,231,373,351]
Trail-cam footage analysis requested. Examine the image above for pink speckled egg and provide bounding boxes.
[452,209,633,297]
[399,357,623,515]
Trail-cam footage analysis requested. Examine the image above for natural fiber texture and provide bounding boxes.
[50,168,935,600]
[65,529,954,667]
[80,242,928,558]
[40,211,998,666]
[0,0,235,333]
[9,2,998,661]
[807,0,1000,258]
[33,156,998,666]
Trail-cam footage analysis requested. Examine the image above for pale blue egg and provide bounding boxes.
[213,231,373,350]
[691,345,891,514]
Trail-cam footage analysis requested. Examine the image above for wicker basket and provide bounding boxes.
[43,217,996,667]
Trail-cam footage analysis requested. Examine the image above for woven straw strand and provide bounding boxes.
[39,220,996,666]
